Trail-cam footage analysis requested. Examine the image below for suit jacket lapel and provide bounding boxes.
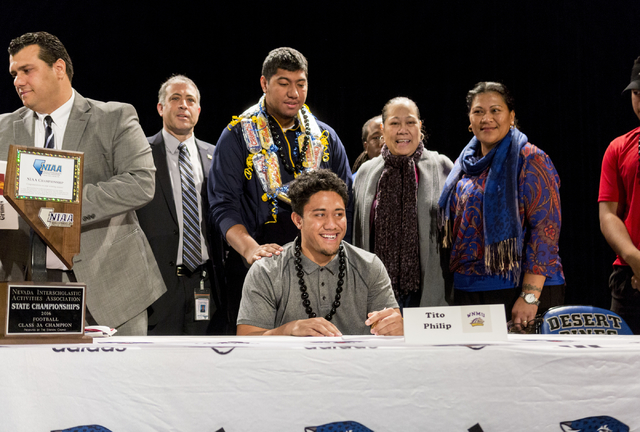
[195,138,214,179]
[63,92,91,152]
[150,132,179,224]
[195,138,214,242]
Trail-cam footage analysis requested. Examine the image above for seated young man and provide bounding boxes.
[236,169,403,336]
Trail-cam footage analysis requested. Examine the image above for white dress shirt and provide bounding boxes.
[34,91,75,270]
[162,129,209,265]
[34,91,75,150]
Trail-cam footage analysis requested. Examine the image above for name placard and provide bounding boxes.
[403,305,508,344]
[5,284,85,335]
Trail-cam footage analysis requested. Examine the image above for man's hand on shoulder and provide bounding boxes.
[366,308,403,336]
[247,243,283,265]
[225,224,283,265]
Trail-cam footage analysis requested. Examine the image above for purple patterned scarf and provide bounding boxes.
[374,142,424,298]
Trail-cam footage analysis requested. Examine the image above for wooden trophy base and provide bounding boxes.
[0,334,93,345]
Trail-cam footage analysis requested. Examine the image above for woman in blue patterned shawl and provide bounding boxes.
[438,82,565,329]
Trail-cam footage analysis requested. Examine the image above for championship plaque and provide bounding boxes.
[1,145,90,344]
[0,282,91,344]
[3,145,83,269]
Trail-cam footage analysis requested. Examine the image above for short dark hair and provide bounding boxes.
[158,74,200,106]
[261,47,308,82]
[8,32,74,83]
[289,169,348,216]
[361,115,382,143]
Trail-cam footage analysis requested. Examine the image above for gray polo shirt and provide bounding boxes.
[237,240,399,335]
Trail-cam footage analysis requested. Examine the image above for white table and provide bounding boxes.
[1,335,639,431]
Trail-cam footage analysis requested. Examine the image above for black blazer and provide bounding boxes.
[136,131,221,297]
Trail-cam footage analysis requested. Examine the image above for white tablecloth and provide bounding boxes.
[1,335,639,431]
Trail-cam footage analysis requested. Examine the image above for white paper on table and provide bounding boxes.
[85,326,118,337]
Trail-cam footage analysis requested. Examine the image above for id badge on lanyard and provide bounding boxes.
[195,269,211,321]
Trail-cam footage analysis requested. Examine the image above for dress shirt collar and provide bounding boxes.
[162,129,197,154]
[35,89,75,130]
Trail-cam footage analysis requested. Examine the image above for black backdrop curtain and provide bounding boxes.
[3,1,640,309]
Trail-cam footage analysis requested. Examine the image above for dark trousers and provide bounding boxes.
[454,284,565,321]
[223,249,249,334]
[609,265,640,334]
[148,261,223,335]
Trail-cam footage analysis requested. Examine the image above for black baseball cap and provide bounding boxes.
[623,56,640,92]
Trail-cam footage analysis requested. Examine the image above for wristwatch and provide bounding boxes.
[519,292,540,306]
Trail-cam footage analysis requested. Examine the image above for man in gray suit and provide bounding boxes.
[0,31,165,335]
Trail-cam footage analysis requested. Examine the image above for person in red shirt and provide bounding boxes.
[599,56,640,334]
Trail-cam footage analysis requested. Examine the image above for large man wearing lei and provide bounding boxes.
[207,47,352,328]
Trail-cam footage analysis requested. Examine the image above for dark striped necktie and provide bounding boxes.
[44,115,54,149]
[178,143,203,272]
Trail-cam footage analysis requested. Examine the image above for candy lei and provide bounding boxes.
[268,113,311,175]
[234,96,330,224]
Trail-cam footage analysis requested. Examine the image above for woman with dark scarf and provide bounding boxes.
[439,82,565,328]
[353,97,453,308]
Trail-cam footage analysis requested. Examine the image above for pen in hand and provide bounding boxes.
[369,307,387,330]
